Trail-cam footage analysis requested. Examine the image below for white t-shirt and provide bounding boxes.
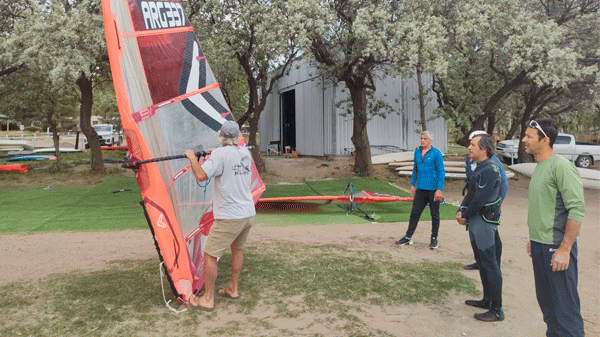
[201,145,256,219]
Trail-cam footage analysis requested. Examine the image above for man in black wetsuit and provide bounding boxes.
[456,133,504,322]
[463,131,508,271]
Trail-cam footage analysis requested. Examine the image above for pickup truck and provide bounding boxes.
[496,133,600,168]
[84,124,122,149]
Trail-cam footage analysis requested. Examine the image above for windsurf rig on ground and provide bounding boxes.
[257,183,414,220]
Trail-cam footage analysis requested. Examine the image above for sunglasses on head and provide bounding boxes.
[529,120,548,139]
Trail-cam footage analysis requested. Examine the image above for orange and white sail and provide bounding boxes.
[101,0,264,303]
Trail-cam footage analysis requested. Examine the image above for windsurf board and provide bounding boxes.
[0,140,34,151]
[372,151,414,165]
[6,150,36,156]
[397,170,515,179]
[578,168,600,181]
[6,155,56,162]
[389,161,466,168]
[508,163,536,177]
[509,163,599,189]
[395,166,466,173]
[33,147,82,153]
[509,163,600,181]
[581,179,600,189]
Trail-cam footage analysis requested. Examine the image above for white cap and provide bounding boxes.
[468,130,487,140]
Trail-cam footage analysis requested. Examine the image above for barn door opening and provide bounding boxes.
[281,89,296,151]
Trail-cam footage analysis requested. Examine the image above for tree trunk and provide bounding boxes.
[513,84,554,163]
[76,73,104,173]
[246,113,265,172]
[505,109,523,140]
[349,86,372,177]
[486,114,495,135]
[416,63,427,131]
[48,115,61,170]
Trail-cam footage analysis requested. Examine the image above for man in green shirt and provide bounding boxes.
[523,119,585,336]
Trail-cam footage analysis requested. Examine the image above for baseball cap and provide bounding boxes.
[468,130,487,140]
[220,121,240,138]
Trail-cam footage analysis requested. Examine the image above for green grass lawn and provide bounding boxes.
[0,176,457,233]
[0,176,147,233]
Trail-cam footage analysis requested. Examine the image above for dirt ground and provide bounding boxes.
[1,156,598,336]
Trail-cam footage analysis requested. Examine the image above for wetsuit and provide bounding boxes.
[459,157,503,311]
[464,154,507,268]
[464,154,508,204]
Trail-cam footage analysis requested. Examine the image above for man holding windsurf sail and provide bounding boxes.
[184,121,255,311]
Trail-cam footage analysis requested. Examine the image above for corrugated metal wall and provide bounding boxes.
[259,61,447,156]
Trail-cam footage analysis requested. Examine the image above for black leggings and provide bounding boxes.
[405,189,440,238]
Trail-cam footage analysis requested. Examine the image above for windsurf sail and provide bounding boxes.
[257,191,413,205]
[101,0,265,305]
[100,145,128,151]
[0,164,31,172]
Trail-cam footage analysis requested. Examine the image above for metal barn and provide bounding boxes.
[259,61,447,157]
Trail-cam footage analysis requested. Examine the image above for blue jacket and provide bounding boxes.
[411,146,445,191]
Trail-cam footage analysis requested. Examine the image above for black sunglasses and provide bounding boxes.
[529,120,548,139]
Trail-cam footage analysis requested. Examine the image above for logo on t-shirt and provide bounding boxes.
[233,156,251,175]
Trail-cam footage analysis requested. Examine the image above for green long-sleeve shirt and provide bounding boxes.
[527,155,585,245]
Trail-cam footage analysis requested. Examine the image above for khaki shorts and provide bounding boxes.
[204,216,254,258]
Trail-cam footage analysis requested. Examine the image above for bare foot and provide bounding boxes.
[218,287,239,299]
[189,295,214,311]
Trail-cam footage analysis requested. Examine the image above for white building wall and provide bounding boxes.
[260,92,280,153]
[259,61,447,156]
[402,75,447,152]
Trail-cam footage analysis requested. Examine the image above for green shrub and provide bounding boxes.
[25,126,41,132]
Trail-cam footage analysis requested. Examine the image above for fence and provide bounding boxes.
[3,132,80,149]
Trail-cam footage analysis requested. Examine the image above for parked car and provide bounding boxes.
[84,124,122,149]
[496,133,600,168]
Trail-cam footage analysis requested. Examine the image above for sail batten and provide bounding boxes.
[122,25,194,38]
[132,83,222,124]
